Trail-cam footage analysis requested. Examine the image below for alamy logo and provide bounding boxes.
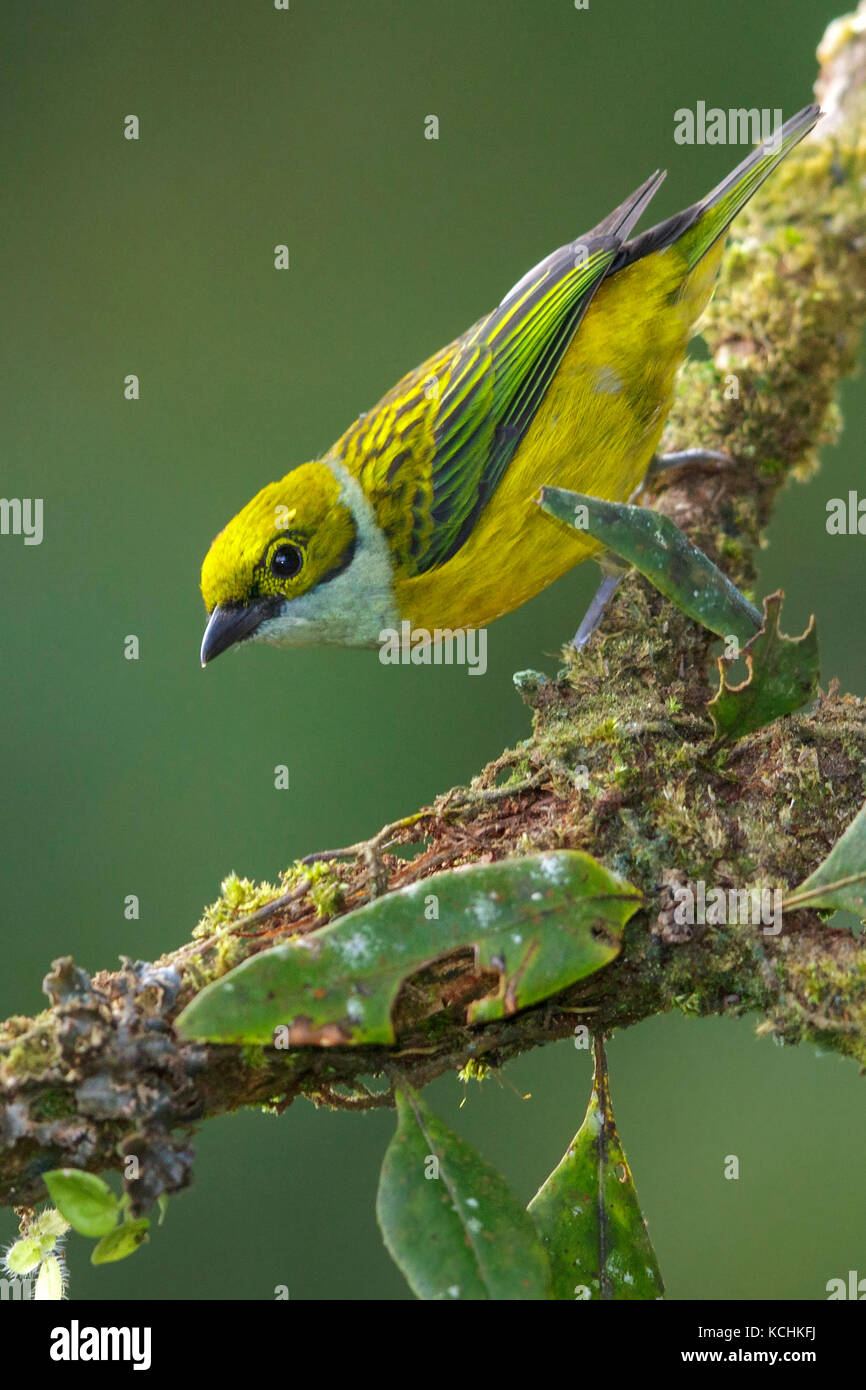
[673,881,782,935]
[673,103,783,147]
[378,622,487,676]
[827,1270,866,1299]
[49,1320,152,1370]
[0,497,43,545]
[0,1275,34,1299]
[826,491,866,534]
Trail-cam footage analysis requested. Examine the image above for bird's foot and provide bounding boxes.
[645,446,733,481]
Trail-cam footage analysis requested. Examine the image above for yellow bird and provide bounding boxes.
[200,106,818,665]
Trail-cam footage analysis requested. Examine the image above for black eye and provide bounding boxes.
[270,543,304,579]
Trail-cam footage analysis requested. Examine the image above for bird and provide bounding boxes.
[200,105,820,667]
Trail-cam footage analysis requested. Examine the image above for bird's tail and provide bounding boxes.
[585,168,667,241]
[618,103,821,273]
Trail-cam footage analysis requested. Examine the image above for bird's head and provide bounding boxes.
[200,461,362,664]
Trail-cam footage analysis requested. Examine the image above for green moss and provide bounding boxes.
[181,862,352,1005]
[193,872,281,940]
[458,1058,490,1085]
[280,859,345,919]
[240,1044,270,1071]
[27,1088,75,1121]
[662,129,866,524]
[673,993,704,1017]
[587,717,621,744]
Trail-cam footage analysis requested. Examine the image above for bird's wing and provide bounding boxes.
[418,233,620,570]
[336,174,666,575]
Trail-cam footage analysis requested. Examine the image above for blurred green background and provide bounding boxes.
[2,0,864,1301]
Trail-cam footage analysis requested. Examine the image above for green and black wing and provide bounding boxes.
[420,170,666,571]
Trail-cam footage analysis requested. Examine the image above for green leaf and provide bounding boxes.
[528,1040,664,1300]
[784,799,866,917]
[537,487,761,644]
[91,1219,150,1265]
[42,1169,119,1238]
[708,592,818,741]
[376,1081,551,1300]
[4,1237,42,1275]
[177,851,640,1046]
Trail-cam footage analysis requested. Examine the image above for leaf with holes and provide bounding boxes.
[177,851,641,1046]
[708,592,818,741]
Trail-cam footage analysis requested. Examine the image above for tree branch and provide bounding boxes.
[4,4,866,1215]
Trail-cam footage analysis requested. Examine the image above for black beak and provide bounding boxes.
[200,599,280,666]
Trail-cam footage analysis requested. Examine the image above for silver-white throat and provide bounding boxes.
[254,457,399,648]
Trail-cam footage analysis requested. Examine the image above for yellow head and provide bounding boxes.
[200,460,397,663]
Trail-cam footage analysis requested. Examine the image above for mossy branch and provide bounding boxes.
[3,7,866,1215]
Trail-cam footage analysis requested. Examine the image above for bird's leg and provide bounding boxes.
[644,446,733,482]
[572,565,628,650]
[572,448,733,650]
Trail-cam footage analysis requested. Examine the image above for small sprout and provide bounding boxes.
[4,1236,42,1275]
[31,1208,71,1246]
[91,1219,150,1265]
[43,1169,119,1238]
[33,1254,66,1301]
